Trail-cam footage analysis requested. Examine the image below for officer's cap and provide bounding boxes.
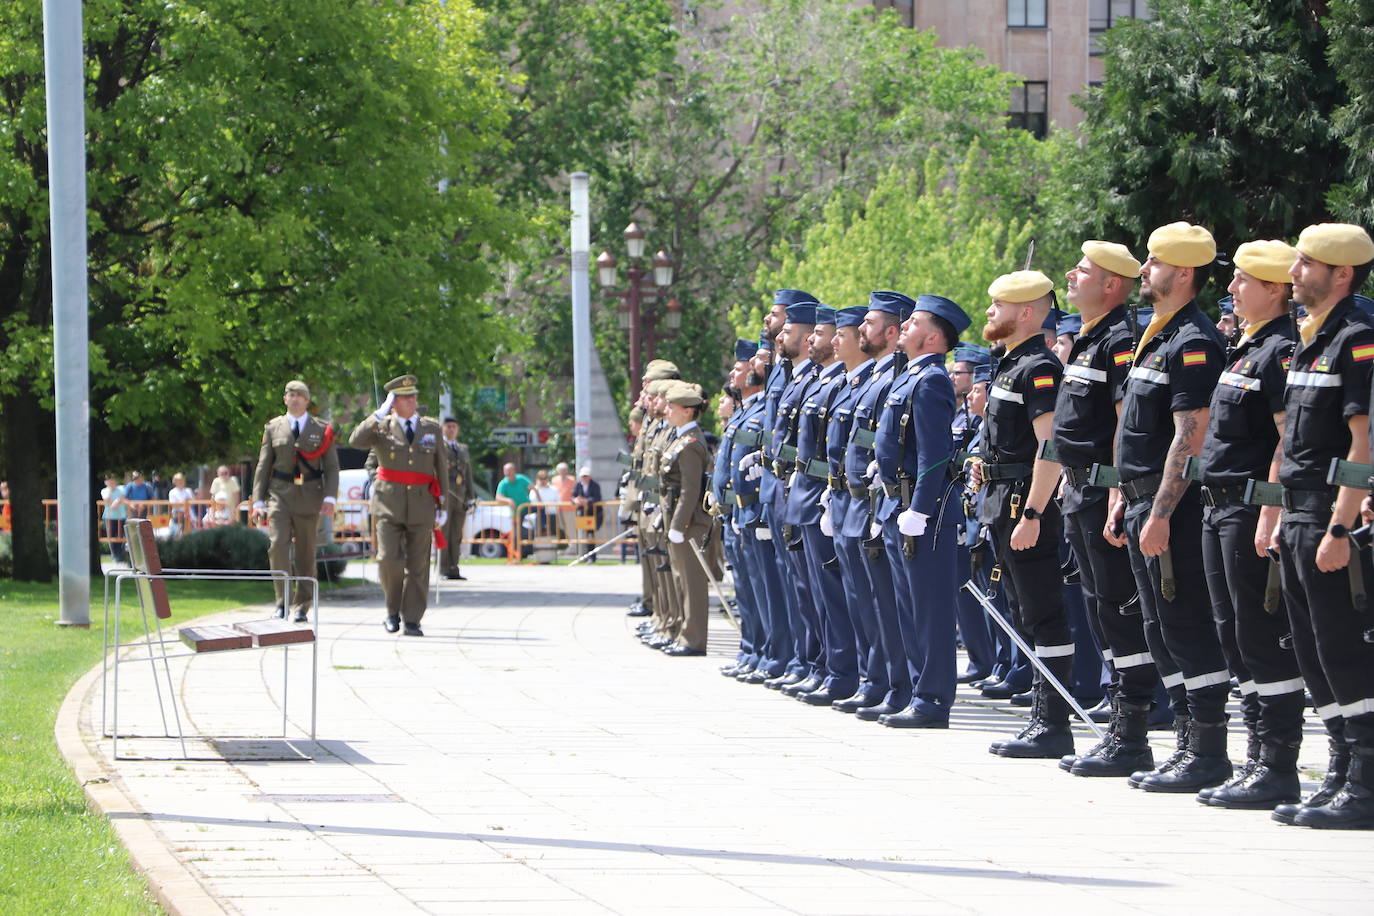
[972,364,992,385]
[1081,240,1142,279]
[284,379,310,399]
[646,379,674,396]
[1296,223,1374,267]
[868,290,916,321]
[758,335,774,352]
[814,306,836,326]
[989,271,1055,305]
[665,381,705,407]
[734,338,759,362]
[1217,295,1234,316]
[1234,239,1299,284]
[835,306,867,329]
[643,360,681,381]
[952,344,991,367]
[384,374,419,395]
[1147,222,1217,268]
[784,302,818,325]
[774,288,816,307]
[914,294,972,334]
[1056,313,1083,337]
[1041,305,1064,331]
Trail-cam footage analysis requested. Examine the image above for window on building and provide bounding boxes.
[1007,0,1047,28]
[1091,0,1154,54]
[1009,81,1048,138]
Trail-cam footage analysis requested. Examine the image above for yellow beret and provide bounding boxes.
[384,374,419,395]
[665,381,705,407]
[1081,240,1142,279]
[643,360,681,381]
[284,379,310,398]
[988,270,1055,304]
[1146,222,1216,268]
[1296,223,1374,267]
[1234,240,1298,284]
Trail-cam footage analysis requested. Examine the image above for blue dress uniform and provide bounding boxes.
[1196,244,1305,809]
[842,291,917,719]
[873,295,965,727]
[824,307,886,711]
[784,309,857,704]
[950,345,996,682]
[717,339,765,678]
[1117,230,1233,793]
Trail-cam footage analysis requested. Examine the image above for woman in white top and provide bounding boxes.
[167,472,195,536]
[528,469,560,541]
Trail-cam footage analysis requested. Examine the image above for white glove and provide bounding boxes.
[668,528,685,544]
[739,451,761,470]
[374,391,395,420]
[435,510,448,528]
[322,496,335,506]
[618,507,631,523]
[731,517,740,534]
[819,488,832,510]
[898,508,929,537]
[252,500,266,512]
[870,520,883,538]
[745,463,764,481]
[789,471,800,489]
[819,508,834,537]
[865,460,879,481]
[755,526,772,541]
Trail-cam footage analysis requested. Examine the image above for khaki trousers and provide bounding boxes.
[268,507,318,615]
[667,539,708,650]
[377,517,432,623]
[442,497,466,574]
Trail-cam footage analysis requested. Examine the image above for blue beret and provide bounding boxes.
[972,364,992,385]
[784,302,818,324]
[1040,305,1064,332]
[774,288,815,307]
[758,335,774,352]
[914,294,971,335]
[868,290,916,321]
[734,338,759,362]
[1056,313,1083,337]
[952,344,991,367]
[1217,295,1234,316]
[835,306,866,329]
[814,305,836,326]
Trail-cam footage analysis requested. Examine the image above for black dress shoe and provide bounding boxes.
[765,672,804,690]
[798,685,852,707]
[879,707,949,729]
[1009,694,1032,707]
[384,615,401,633]
[833,689,885,713]
[663,644,705,657]
[444,571,466,580]
[403,622,424,637]
[981,681,1031,700]
[627,606,652,617]
[957,669,991,685]
[275,604,287,619]
[856,700,909,722]
[720,662,744,677]
[293,609,309,624]
[782,675,822,697]
[743,669,776,685]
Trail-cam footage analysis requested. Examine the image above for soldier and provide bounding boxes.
[949,344,997,685]
[973,271,1074,758]
[251,379,340,623]
[717,339,767,678]
[873,295,966,728]
[1195,239,1305,809]
[349,374,448,636]
[639,378,685,649]
[629,362,680,630]
[1107,222,1231,792]
[1271,223,1374,829]
[440,418,477,580]
[659,381,713,656]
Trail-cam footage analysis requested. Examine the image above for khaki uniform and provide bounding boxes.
[441,439,476,575]
[642,419,677,633]
[349,414,448,623]
[661,426,712,650]
[252,414,340,615]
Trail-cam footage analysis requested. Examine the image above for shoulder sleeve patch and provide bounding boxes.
[1351,343,1374,363]
[1032,375,1055,389]
[1181,350,1208,366]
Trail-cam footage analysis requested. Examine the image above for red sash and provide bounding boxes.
[375,467,446,549]
[295,422,335,461]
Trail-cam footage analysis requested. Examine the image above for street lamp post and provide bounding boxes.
[596,223,677,401]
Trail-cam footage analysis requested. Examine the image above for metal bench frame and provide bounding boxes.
[100,518,319,760]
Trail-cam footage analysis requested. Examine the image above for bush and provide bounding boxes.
[315,542,350,582]
[157,526,269,570]
[0,527,60,579]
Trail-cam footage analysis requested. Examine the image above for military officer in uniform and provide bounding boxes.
[251,380,340,623]
[949,345,996,684]
[441,417,477,580]
[717,339,766,677]
[659,381,713,656]
[349,374,448,636]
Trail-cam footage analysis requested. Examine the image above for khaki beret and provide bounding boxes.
[1147,222,1216,268]
[384,374,419,395]
[1234,240,1299,284]
[629,406,646,423]
[284,379,310,399]
[643,360,681,381]
[1081,240,1142,279]
[988,270,1055,304]
[1296,223,1374,267]
[665,381,705,407]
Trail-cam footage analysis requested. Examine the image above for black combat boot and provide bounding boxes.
[1199,716,1261,803]
[1061,693,1116,772]
[1209,741,1301,809]
[1273,738,1350,825]
[995,683,1074,759]
[1292,747,1374,830]
[1139,719,1233,793]
[1072,701,1154,777]
[1130,714,1189,788]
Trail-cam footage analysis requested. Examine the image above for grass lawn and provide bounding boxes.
[0,577,281,914]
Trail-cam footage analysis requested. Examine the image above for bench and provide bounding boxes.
[101,518,319,760]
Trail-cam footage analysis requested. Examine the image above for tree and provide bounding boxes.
[0,0,525,579]
[1326,0,1374,226]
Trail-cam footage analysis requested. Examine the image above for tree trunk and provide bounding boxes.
[3,392,53,581]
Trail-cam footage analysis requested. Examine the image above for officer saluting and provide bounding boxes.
[1272,223,1374,829]
[251,380,340,623]
[349,375,448,636]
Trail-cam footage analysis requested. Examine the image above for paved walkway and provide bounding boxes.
[63,561,1374,916]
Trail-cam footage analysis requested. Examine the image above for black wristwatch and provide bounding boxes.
[1022,505,1043,521]
[1329,523,1349,539]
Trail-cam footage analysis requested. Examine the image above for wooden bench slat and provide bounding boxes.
[233,619,316,647]
[179,625,254,653]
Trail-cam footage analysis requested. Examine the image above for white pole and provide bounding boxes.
[570,173,592,477]
[44,0,91,627]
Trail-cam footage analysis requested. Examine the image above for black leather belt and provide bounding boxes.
[830,470,848,492]
[737,492,758,507]
[1063,466,1094,488]
[1201,483,1248,509]
[848,484,868,498]
[272,468,322,482]
[983,462,1031,481]
[1281,487,1335,513]
[1121,472,1164,503]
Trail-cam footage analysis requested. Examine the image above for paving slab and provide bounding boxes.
[61,561,1374,915]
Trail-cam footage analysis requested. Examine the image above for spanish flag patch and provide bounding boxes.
[1181,350,1208,366]
[1112,350,1133,366]
[1353,344,1374,363]
[1032,375,1055,389]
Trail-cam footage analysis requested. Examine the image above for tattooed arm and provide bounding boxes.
[1138,407,1208,557]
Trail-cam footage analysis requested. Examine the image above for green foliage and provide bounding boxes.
[1326,0,1374,225]
[157,526,269,571]
[315,541,351,582]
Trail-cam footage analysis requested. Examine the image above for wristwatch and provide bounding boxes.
[1022,505,1043,521]
[1329,523,1349,539]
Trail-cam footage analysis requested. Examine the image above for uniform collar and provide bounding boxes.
[741,391,762,407]
[818,360,844,379]
[907,352,943,373]
[874,352,896,373]
[1079,303,1127,339]
[1136,300,1197,355]
[1298,296,1354,348]
[846,358,875,382]
[1000,334,1045,360]
[792,358,813,375]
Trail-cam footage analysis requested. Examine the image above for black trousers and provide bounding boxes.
[1202,504,1306,749]
[1124,494,1230,723]
[1063,498,1159,707]
[989,500,1073,685]
[1279,516,1374,748]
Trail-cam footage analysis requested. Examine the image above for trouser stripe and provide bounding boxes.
[1113,651,1154,669]
[1237,679,1257,696]
[1035,642,1076,658]
[1340,698,1374,718]
[1161,671,1185,689]
[1254,676,1305,697]
[1183,669,1232,690]
[1316,701,1341,721]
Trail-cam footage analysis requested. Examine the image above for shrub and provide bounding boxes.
[315,542,350,582]
[157,526,269,570]
[0,527,60,579]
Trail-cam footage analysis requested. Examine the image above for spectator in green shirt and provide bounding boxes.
[495,462,533,516]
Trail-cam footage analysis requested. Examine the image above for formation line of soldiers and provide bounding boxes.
[621,220,1374,831]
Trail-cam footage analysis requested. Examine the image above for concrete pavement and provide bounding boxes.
[63,561,1374,915]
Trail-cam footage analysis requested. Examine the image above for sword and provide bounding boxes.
[567,527,635,566]
[689,535,740,628]
[961,581,1106,740]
